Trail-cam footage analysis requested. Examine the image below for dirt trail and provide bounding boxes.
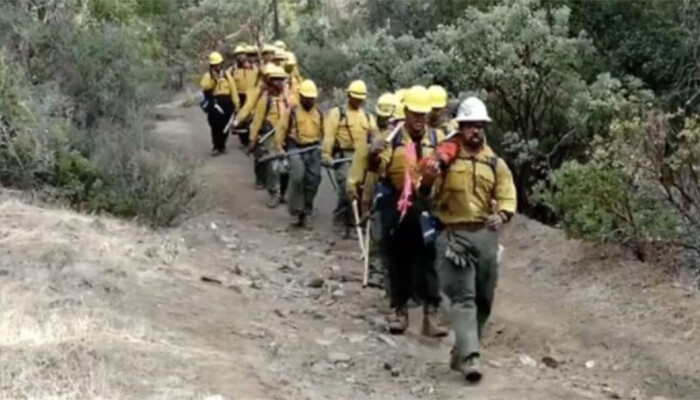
[1,103,700,399]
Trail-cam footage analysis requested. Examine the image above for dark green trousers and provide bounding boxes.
[287,146,321,216]
[436,227,499,358]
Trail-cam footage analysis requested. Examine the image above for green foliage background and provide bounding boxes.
[3,0,700,263]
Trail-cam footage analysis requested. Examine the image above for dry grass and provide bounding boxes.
[0,199,233,400]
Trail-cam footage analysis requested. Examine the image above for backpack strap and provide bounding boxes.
[391,131,403,148]
[474,156,499,198]
[317,108,324,139]
[265,94,273,119]
[338,106,355,148]
[289,105,298,142]
[429,129,438,147]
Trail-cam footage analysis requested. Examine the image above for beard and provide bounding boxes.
[465,136,483,149]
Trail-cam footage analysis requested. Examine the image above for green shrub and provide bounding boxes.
[535,161,680,259]
[0,3,198,228]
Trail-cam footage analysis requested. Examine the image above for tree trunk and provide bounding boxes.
[273,0,280,39]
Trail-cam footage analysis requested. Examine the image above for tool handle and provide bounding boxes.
[384,121,405,143]
[362,218,371,288]
[352,200,366,256]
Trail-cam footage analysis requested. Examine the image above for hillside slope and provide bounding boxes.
[0,104,699,399]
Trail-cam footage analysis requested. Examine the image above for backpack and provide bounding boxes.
[385,129,439,172]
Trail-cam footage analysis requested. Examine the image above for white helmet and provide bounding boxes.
[455,97,491,122]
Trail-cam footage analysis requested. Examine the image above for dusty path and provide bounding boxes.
[1,102,699,399]
[152,104,700,400]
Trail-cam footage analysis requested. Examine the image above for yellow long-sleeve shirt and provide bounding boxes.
[287,76,301,107]
[275,105,323,152]
[231,66,256,94]
[347,125,390,203]
[377,127,445,191]
[322,105,377,160]
[249,92,287,144]
[200,69,240,110]
[433,146,517,224]
[237,86,263,123]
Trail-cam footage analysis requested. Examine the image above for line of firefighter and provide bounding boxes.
[199,42,517,384]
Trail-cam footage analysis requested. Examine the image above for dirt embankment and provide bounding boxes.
[0,103,699,400]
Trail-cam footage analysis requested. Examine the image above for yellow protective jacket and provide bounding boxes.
[237,86,263,123]
[286,76,302,107]
[347,125,390,205]
[275,105,323,152]
[376,127,445,192]
[249,92,287,144]
[432,146,517,224]
[322,105,377,159]
[200,69,240,110]
[231,66,257,94]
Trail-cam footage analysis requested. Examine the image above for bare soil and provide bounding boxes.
[0,102,699,400]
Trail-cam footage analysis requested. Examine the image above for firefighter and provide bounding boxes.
[418,97,517,383]
[272,48,287,67]
[368,85,447,337]
[322,80,377,237]
[285,52,301,107]
[347,92,397,290]
[200,51,239,155]
[428,85,457,135]
[230,45,253,110]
[261,44,276,65]
[275,79,323,228]
[246,64,289,205]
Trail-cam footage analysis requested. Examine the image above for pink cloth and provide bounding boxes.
[397,141,417,221]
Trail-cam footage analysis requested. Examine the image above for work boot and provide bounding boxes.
[255,183,265,190]
[422,305,448,338]
[388,307,409,335]
[450,351,482,383]
[211,149,221,156]
[267,195,280,209]
[304,216,314,230]
[290,213,305,228]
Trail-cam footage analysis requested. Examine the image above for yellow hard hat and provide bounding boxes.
[264,64,287,79]
[208,51,224,65]
[394,88,408,102]
[394,103,406,120]
[298,79,319,98]
[262,44,277,54]
[376,92,397,117]
[428,85,448,108]
[403,85,432,114]
[347,80,367,100]
[233,45,246,55]
[285,51,297,66]
[273,48,287,60]
[245,45,258,54]
[274,40,287,50]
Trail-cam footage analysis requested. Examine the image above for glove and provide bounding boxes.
[347,185,359,201]
[321,155,334,167]
[486,213,506,231]
[418,155,441,185]
[434,140,460,167]
[444,234,478,269]
[369,139,388,156]
[246,142,256,154]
